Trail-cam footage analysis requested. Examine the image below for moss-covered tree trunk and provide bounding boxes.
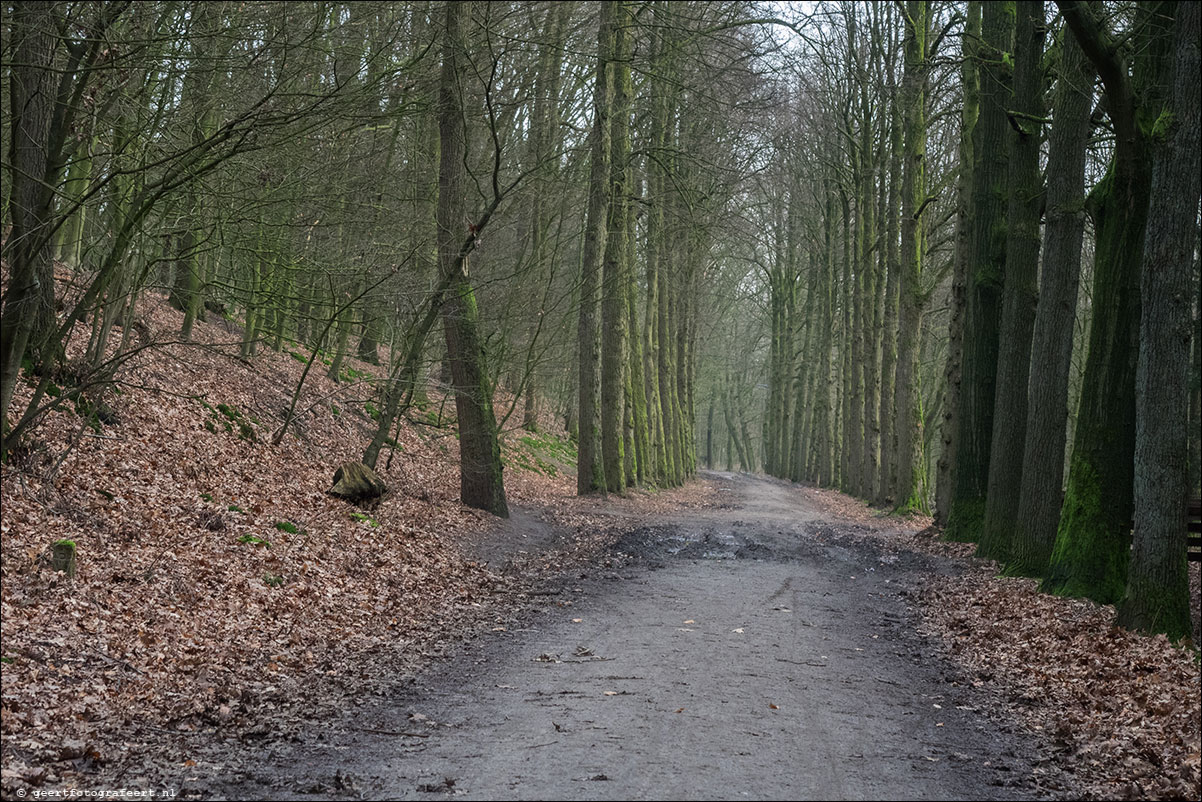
[436,0,507,517]
[1115,0,1199,640]
[54,139,95,270]
[857,13,882,501]
[1044,0,1173,602]
[642,20,668,484]
[894,0,929,514]
[876,26,904,506]
[0,1,56,436]
[599,0,632,495]
[576,0,614,495]
[170,0,222,341]
[814,179,838,487]
[625,193,649,486]
[944,1,1012,540]
[1005,31,1093,577]
[977,0,1045,561]
[934,1,980,526]
[838,194,854,490]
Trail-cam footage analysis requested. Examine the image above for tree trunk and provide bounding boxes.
[436,0,507,517]
[944,1,1012,540]
[0,1,57,436]
[1116,0,1199,640]
[934,0,980,525]
[576,0,614,495]
[1044,0,1173,603]
[599,0,632,494]
[894,0,929,514]
[1005,30,1093,577]
[977,0,1046,560]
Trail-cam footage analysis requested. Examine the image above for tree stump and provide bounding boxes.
[330,462,388,503]
[51,540,76,578]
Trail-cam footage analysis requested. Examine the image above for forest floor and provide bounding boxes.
[1,286,1200,801]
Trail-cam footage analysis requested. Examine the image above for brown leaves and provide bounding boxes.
[918,571,1201,800]
[1,281,718,797]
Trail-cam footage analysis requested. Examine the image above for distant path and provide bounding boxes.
[218,473,1046,801]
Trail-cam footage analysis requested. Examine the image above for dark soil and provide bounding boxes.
[195,472,1070,801]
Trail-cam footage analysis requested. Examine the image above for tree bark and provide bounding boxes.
[1005,30,1093,577]
[1116,0,1199,640]
[600,0,632,494]
[0,1,57,435]
[576,1,615,495]
[977,0,1046,560]
[894,0,929,514]
[437,0,507,517]
[944,1,1012,540]
[934,0,980,525]
[1044,0,1173,602]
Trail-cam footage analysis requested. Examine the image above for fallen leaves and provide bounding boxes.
[0,287,707,797]
[918,572,1201,800]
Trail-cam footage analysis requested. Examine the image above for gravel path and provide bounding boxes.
[213,473,1048,801]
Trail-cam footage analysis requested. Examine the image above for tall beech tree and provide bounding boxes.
[977,0,1046,560]
[436,0,508,517]
[599,0,633,494]
[943,1,1012,541]
[1116,0,1200,640]
[1044,0,1175,603]
[576,1,614,495]
[893,0,930,514]
[933,0,980,525]
[1005,30,1093,578]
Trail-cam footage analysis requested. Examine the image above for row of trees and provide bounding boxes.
[2,2,1198,638]
[743,0,1200,640]
[1,2,774,508]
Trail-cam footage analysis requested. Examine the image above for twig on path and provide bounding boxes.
[353,727,431,737]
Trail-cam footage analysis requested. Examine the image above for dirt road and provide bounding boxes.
[215,473,1048,800]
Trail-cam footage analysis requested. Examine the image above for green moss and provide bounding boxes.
[942,498,985,543]
[331,404,341,417]
[200,493,213,502]
[274,521,299,534]
[263,573,284,587]
[53,539,76,548]
[350,512,379,527]
[339,365,373,383]
[238,534,270,547]
[228,504,244,513]
[895,488,929,517]
[202,402,256,441]
[365,402,379,421]
[1146,108,1176,143]
[1042,458,1128,604]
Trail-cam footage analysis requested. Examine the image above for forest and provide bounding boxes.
[2,1,1200,799]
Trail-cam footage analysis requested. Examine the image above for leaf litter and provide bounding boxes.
[787,482,1200,801]
[0,286,712,796]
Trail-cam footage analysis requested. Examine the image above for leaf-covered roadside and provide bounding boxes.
[794,483,1201,801]
[919,573,1200,801]
[0,287,708,796]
